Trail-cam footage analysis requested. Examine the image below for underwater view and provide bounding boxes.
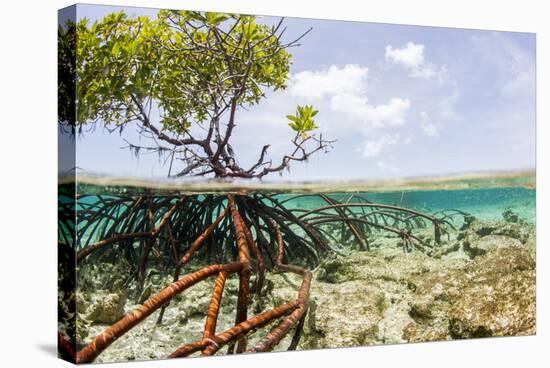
[57,3,536,364]
[58,173,536,363]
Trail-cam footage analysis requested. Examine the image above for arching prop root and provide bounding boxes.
[282,194,466,251]
[65,191,466,362]
[58,332,76,363]
[76,262,243,363]
[75,194,312,363]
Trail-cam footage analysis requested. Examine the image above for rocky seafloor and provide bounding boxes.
[75,212,536,363]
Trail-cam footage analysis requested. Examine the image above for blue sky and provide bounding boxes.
[65,4,536,181]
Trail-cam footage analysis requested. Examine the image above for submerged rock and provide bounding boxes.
[76,218,535,360]
[463,235,522,258]
[460,214,477,230]
[502,209,520,223]
[316,257,360,284]
[296,248,464,348]
[402,245,535,342]
[297,220,534,348]
[459,219,533,244]
[76,291,90,314]
[301,280,384,348]
[85,291,127,324]
[449,270,535,338]
[449,246,535,337]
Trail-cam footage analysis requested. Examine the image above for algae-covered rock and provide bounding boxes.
[430,242,461,259]
[175,278,221,320]
[460,214,477,230]
[401,267,466,342]
[299,248,454,348]
[402,245,535,343]
[76,315,90,343]
[85,291,127,324]
[463,235,522,258]
[460,220,533,244]
[466,246,535,277]
[402,322,449,342]
[78,259,132,292]
[449,270,535,338]
[502,209,520,223]
[375,290,414,344]
[316,257,359,283]
[76,291,90,314]
[300,280,384,349]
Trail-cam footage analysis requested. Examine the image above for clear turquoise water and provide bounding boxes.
[278,186,536,224]
[61,177,536,250]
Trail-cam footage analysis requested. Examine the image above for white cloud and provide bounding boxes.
[420,111,440,137]
[385,42,425,69]
[290,64,411,129]
[330,95,410,128]
[290,64,368,100]
[385,42,445,80]
[362,134,400,157]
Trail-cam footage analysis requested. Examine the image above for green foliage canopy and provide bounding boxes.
[64,10,330,178]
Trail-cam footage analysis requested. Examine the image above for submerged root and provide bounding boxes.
[60,191,464,362]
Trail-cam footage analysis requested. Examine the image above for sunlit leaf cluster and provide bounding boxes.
[76,12,161,126]
[287,105,319,136]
